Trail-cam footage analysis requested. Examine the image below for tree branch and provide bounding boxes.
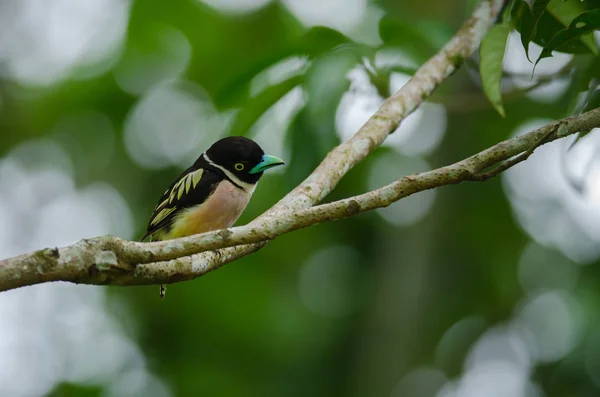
[0,0,515,292]
[2,107,597,291]
[469,124,557,181]
[269,0,507,213]
[119,107,600,262]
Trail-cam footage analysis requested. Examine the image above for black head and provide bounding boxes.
[205,136,284,184]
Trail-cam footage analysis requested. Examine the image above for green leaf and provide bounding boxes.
[384,65,420,76]
[545,0,598,53]
[285,48,360,186]
[512,0,598,57]
[518,0,551,61]
[561,55,599,115]
[515,1,535,61]
[479,21,513,117]
[584,0,600,11]
[228,74,305,137]
[213,51,297,108]
[299,26,351,55]
[286,110,321,187]
[303,47,360,134]
[531,0,552,22]
[214,26,352,109]
[535,10,600,66]
[378,16,453,62]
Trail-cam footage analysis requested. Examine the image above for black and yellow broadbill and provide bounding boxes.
[142,136,284,297]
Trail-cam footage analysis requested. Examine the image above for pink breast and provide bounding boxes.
[169,180,253,238]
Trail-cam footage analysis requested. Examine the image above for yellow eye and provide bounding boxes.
[234,163,244,171]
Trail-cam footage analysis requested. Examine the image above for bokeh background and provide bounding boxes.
[1,0,600,396]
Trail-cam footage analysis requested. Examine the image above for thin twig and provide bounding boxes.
[469,124,557,181]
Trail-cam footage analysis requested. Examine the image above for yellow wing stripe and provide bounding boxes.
[150,207,177,226]
[157,198,168,210]
[193,170,203,188]
[192,169,203,188]
[185,174,192,193]
[177,182,185,200]
[166,169,205,204]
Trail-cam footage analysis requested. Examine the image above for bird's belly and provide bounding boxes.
[169,181,253,238]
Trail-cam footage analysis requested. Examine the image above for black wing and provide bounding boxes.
[142,165,223,241]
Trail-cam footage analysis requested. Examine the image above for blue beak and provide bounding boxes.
[249,154,285,174]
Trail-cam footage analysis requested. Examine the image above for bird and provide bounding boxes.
[142,136,285,297]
